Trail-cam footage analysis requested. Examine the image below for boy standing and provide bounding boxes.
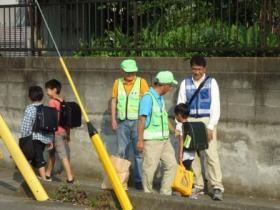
[45,79,74,183]
[174,103,196,171]
[111,59,149,190]
[20,86,53,181]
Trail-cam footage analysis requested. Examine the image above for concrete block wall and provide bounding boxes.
[0,57,280,199]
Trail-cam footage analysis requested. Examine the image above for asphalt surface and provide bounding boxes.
[0,194,85,210]
[1,166,280,210]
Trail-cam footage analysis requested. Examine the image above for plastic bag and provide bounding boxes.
[101,155,131,190]
[172,163,193,196]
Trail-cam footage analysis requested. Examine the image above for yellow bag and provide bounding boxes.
[172,164,193,196]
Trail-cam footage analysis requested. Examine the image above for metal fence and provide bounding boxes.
[0,0,280,57]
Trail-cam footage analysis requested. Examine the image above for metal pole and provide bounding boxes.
[34,1,133,209]
[35,0,61,56]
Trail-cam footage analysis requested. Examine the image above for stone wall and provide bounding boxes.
[0,57,280,199]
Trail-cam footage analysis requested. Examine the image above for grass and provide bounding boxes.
[53,183,118,210]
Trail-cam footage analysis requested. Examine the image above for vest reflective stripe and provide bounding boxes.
[143,92,169,140]
[185,76,212,117]
[117,77,141,120]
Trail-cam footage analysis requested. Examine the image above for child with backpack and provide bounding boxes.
[20,86,54,181]
[174,103,196,171]
[45,79,75,183]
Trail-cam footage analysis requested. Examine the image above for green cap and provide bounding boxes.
[155,70,178,85]
[120,59,138,73]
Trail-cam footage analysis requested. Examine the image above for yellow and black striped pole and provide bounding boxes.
[35,1,133,209]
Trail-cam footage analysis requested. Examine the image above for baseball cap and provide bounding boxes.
[120,59,138,73]
[155,70,178,85]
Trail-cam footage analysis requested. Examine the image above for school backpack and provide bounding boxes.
[33,105,58,133]
[56,100,82,128]
[182,121,208,151]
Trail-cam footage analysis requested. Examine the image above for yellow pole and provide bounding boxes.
[91,134,133,210]
[59,58,89,122]
[59,58,133,210]
[0,114,49,201]
[0,148,3,160]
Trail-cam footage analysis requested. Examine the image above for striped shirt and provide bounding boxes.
[20,103,54,144]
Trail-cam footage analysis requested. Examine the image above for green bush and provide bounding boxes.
[74,20,280,57]
[73,0,280,57]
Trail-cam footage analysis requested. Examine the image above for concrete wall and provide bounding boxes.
[0,57,280,199]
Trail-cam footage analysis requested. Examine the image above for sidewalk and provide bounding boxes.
[0,194,83,210]
[1,166,280,210]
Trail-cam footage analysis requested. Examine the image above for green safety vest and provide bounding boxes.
[143,91,169,140]
[117,77,141,120]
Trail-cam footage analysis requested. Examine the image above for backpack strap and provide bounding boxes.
[54,98,65,104]
[54,98,66,111]
[32,104,43,132]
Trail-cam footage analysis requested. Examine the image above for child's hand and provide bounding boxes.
[47,143,54,150]
[174,129,181,138]
[178,153,183,164]
[65,136,71,144]
[64,132,71,143]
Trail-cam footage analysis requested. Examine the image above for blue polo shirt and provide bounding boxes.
[139,87,164,127]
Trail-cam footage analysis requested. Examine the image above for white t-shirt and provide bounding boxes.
[182,150,196,161]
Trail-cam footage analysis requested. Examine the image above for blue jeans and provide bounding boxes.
[117,120,142,184]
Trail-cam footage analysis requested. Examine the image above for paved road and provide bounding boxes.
[0,194,86,210]
[1,166,280,210]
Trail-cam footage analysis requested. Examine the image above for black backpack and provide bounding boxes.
[182,121,208,151]
[56,100,82,128]
[33,105,58,133]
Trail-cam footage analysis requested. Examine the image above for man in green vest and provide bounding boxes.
[111,59,149,190]
[137,70,178,195]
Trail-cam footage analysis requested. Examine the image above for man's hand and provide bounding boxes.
[111,98,118,132]
[137,116,146,153]
[111,119,118,131]
[137,140,144,152]
[207,129,213,142]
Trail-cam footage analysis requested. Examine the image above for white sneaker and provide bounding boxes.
[37,176,52,182]
[192,187,205,195]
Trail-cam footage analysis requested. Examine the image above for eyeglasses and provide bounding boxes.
[124,72,136,76]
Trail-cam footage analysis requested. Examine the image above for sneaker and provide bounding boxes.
[37,176,52,182]
[172,191,181,196]
[212,188,223,201]
[192,187,205,195]
[189,194,198,200]
[135,182,143,190]
[45,176,52,182]
[66,178,75,184]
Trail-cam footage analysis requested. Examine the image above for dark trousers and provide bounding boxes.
[31,140,46,168]
[182,159,193,171]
